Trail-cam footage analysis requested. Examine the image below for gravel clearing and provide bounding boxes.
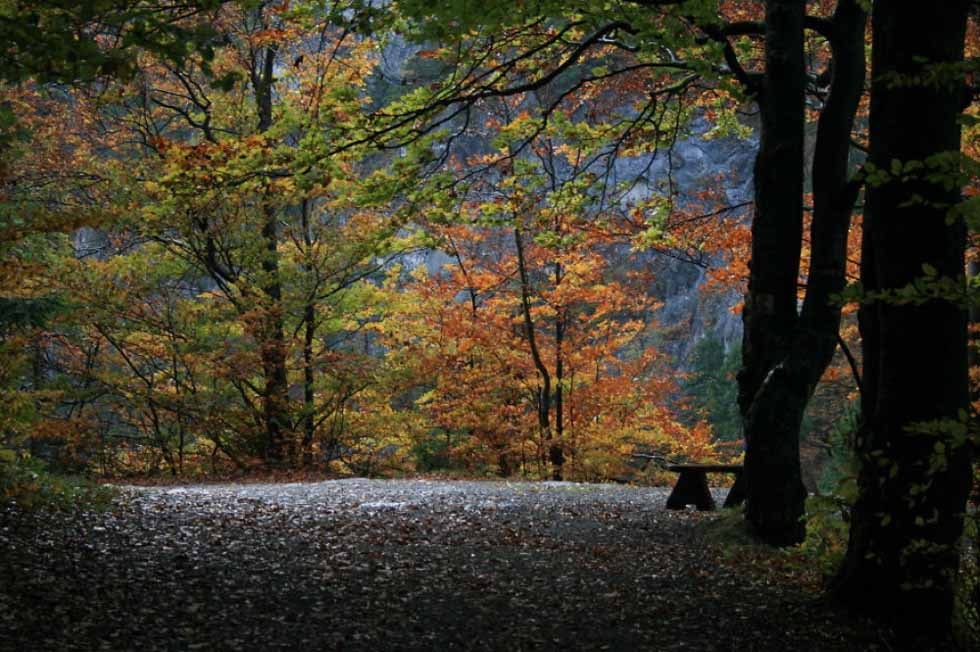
[0,479,892,651]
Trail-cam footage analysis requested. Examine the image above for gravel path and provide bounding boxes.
[0,479,890,651]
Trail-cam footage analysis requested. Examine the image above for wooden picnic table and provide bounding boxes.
[665,463,745,511]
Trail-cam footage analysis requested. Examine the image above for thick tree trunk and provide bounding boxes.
[738,0,866,547]
[737,0,808,545]
[832,1,972,641]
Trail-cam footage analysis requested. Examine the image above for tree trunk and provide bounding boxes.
[969,261,979,407]
[254,38,292,464]
[514,227,559,479]
[737,0,866,547]
[552,261,565,480]
[170,345,186,476]
[832,1,972,641]
[737,0,808,546]
[300,200,317,466]
[301,301,316,465]
[259,287,290,463]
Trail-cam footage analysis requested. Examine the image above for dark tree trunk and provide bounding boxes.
[259,279,290,463]
[514,227,561,479]
[970,261,980,407]
[832,1,972,641]
[738,0,866,547]
[737,0,808,546]
[253,38,292,464]
[552,262,565,480]
[301,301,316,464]
[498,451,512,477]
[737,0,805,421]
[300,200,317,466]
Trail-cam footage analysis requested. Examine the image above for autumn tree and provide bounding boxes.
[354,0,869,544]
[0,1,229,472]
[391,73,746,475]
[1,1,422,473]
[96,2,396,465]
[385,182,714,480]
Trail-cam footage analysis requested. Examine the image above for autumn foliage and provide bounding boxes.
[0,0,905,485]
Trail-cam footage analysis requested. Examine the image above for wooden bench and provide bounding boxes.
[665,463,745,511]
[610,452,670,484]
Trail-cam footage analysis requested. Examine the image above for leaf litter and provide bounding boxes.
[0,479,893,651]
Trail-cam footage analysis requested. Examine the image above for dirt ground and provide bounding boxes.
[0,479,894,651]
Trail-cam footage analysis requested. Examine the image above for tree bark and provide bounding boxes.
[832,1,972,641]
[737,0,866,546]
[258,226,290,464]
[301,300,316,464]
[737,0,808,546]
[300,200,317,466]
[514,227,560,479]
[255,39,291,464]
[552,261,565,480]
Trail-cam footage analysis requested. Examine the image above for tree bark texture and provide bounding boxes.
[833,1,972,640]
[737,0,808,546]
[738,0,866,546]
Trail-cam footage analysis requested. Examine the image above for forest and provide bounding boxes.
[1,1,978,649]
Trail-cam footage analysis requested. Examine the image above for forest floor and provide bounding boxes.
[0,479,896,651]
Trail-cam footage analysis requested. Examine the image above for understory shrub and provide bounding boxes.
[0,450,113,510]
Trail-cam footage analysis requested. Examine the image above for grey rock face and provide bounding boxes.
[586,120,756,365]
[643,121,754,365]
[73,227,110,260]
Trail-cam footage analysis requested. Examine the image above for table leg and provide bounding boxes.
[723,471,746,509]
[666,470,716,511]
